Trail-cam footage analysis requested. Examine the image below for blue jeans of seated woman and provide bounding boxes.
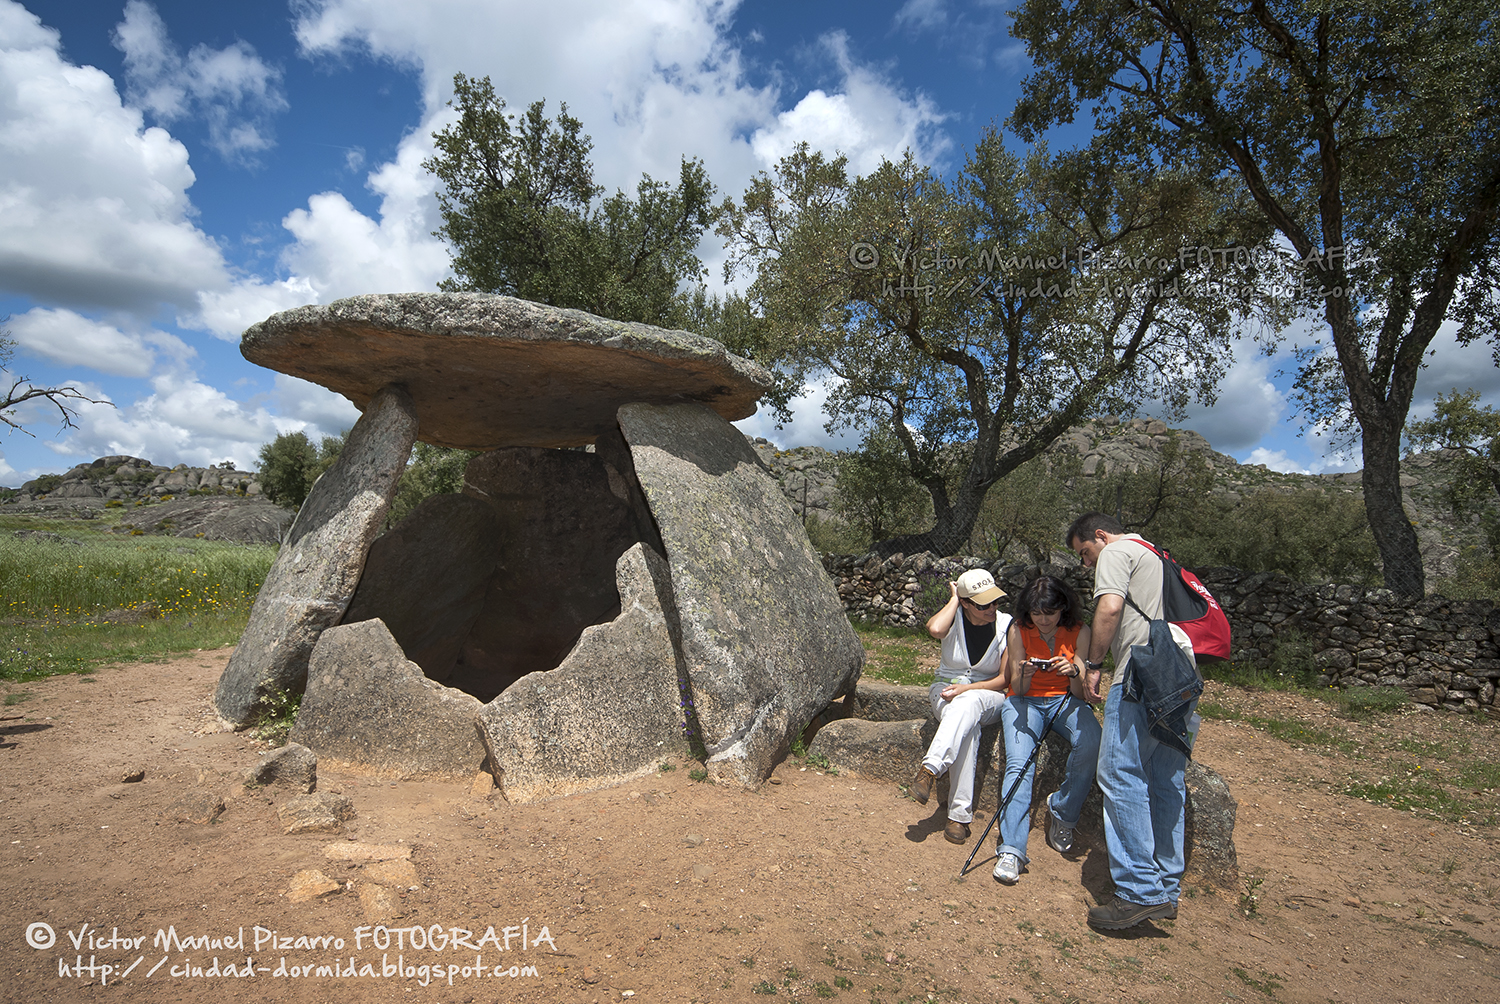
[997,694,1101,864]
[1097,682,1194,906]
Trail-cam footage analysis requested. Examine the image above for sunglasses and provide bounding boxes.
[963,597,1000,610]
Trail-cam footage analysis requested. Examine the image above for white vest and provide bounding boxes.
[935,611,1011,684]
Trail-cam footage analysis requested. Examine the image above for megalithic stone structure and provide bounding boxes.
[219,292,863,796]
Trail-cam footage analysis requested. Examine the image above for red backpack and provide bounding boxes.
[1126,539,1232,663]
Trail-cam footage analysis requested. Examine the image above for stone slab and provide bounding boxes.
[240,293,773,449]
[291,618,487,778]
[340,493,502,684]
[214,385,418,725]
[476,543,683,803]
[617,402,864,788]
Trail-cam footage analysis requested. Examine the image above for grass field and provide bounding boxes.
[0,514,275,681]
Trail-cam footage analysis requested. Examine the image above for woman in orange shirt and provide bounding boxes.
[991,575,1101,885]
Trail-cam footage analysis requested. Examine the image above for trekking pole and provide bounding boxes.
[960,702,1066,877]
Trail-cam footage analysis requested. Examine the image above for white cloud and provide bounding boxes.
[42,370,345,471]
[278,135,452,301]
[894,0,950,32]
[5,307,192,378]
[0,1,231,313]
[1167,344,1286,452]
[749,32,950,174]
[270,374,361,438]
[734,373,862,451]
[195,276,319,340]
[112,0,287,163]
[1243,448,1308,474]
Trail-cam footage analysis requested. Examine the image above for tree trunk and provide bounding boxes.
[871,476,991,559]
[1360,418,1425,600]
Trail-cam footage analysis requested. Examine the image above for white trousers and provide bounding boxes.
[922,682,1007,824]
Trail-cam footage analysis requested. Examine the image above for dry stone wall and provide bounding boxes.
[824,552,1500,713]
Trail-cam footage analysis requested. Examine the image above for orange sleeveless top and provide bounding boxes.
[1016,624,1081,697]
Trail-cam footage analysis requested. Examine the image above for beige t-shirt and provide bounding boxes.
[1093,534,1164,687]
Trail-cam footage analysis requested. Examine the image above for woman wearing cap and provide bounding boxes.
[909,569,1012,844]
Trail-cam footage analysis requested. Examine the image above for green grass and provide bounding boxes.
[852,621,930,685]
[0,531,274,621]
[0,523,274,681]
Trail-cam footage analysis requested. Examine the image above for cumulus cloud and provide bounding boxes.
[41,369,347,471]
[1163,343,1286,453]
[734,372,863,451]
[749,32,949,174]
[0,0,231,313]
[1243,448,1309,474]
[112,0,287,163]
[5,307,194,378]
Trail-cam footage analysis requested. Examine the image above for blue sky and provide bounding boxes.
[1,1,1495,484]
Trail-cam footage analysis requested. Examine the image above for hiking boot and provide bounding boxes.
[1045,812,1075,855]
[943,820,970,844]
[1086,896,1173,930]
[993,852,1021,884]
[910,766,937,805]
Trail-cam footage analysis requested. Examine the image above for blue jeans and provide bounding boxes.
[1097,683,1193,906]
[997,694,1101,864]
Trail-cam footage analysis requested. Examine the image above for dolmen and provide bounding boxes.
[214,293,864,799]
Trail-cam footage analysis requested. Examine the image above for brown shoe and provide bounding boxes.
[944,820,970,844]
[910,766,937,805]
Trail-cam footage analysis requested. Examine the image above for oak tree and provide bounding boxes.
[1009,0,1500,597]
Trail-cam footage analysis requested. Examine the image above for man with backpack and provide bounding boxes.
[1066,512,1200,931]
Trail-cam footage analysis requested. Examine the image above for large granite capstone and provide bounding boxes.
[240,293,770,449]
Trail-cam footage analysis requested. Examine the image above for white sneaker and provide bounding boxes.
[993,852,1021,884]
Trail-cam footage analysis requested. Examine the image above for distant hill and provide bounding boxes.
[747,416,1492,582]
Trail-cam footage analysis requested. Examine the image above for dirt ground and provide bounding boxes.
[1,649,1497,1004]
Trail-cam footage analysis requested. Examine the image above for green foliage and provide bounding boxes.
[1167,488,1383,585]
[388,443,483,527]
[967,453,1081,563]
[720,133,1267,557]
[0,531,270,682]
[256,429,344,510]
[1332,686,1412,721]
[853,622,930,686]
[1010,0,1500,600]
[1408,388,1500,587]
[0,532,274,623]
[803,513,866,556]
[252,688,303,747]
[833,427,933,551]
[257,432,315,508]
[425,74,717,326]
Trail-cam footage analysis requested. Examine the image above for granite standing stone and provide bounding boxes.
[475,543,684,803]
[290,618,487,778]
[214,385,418,725]
[618,402,865,787]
